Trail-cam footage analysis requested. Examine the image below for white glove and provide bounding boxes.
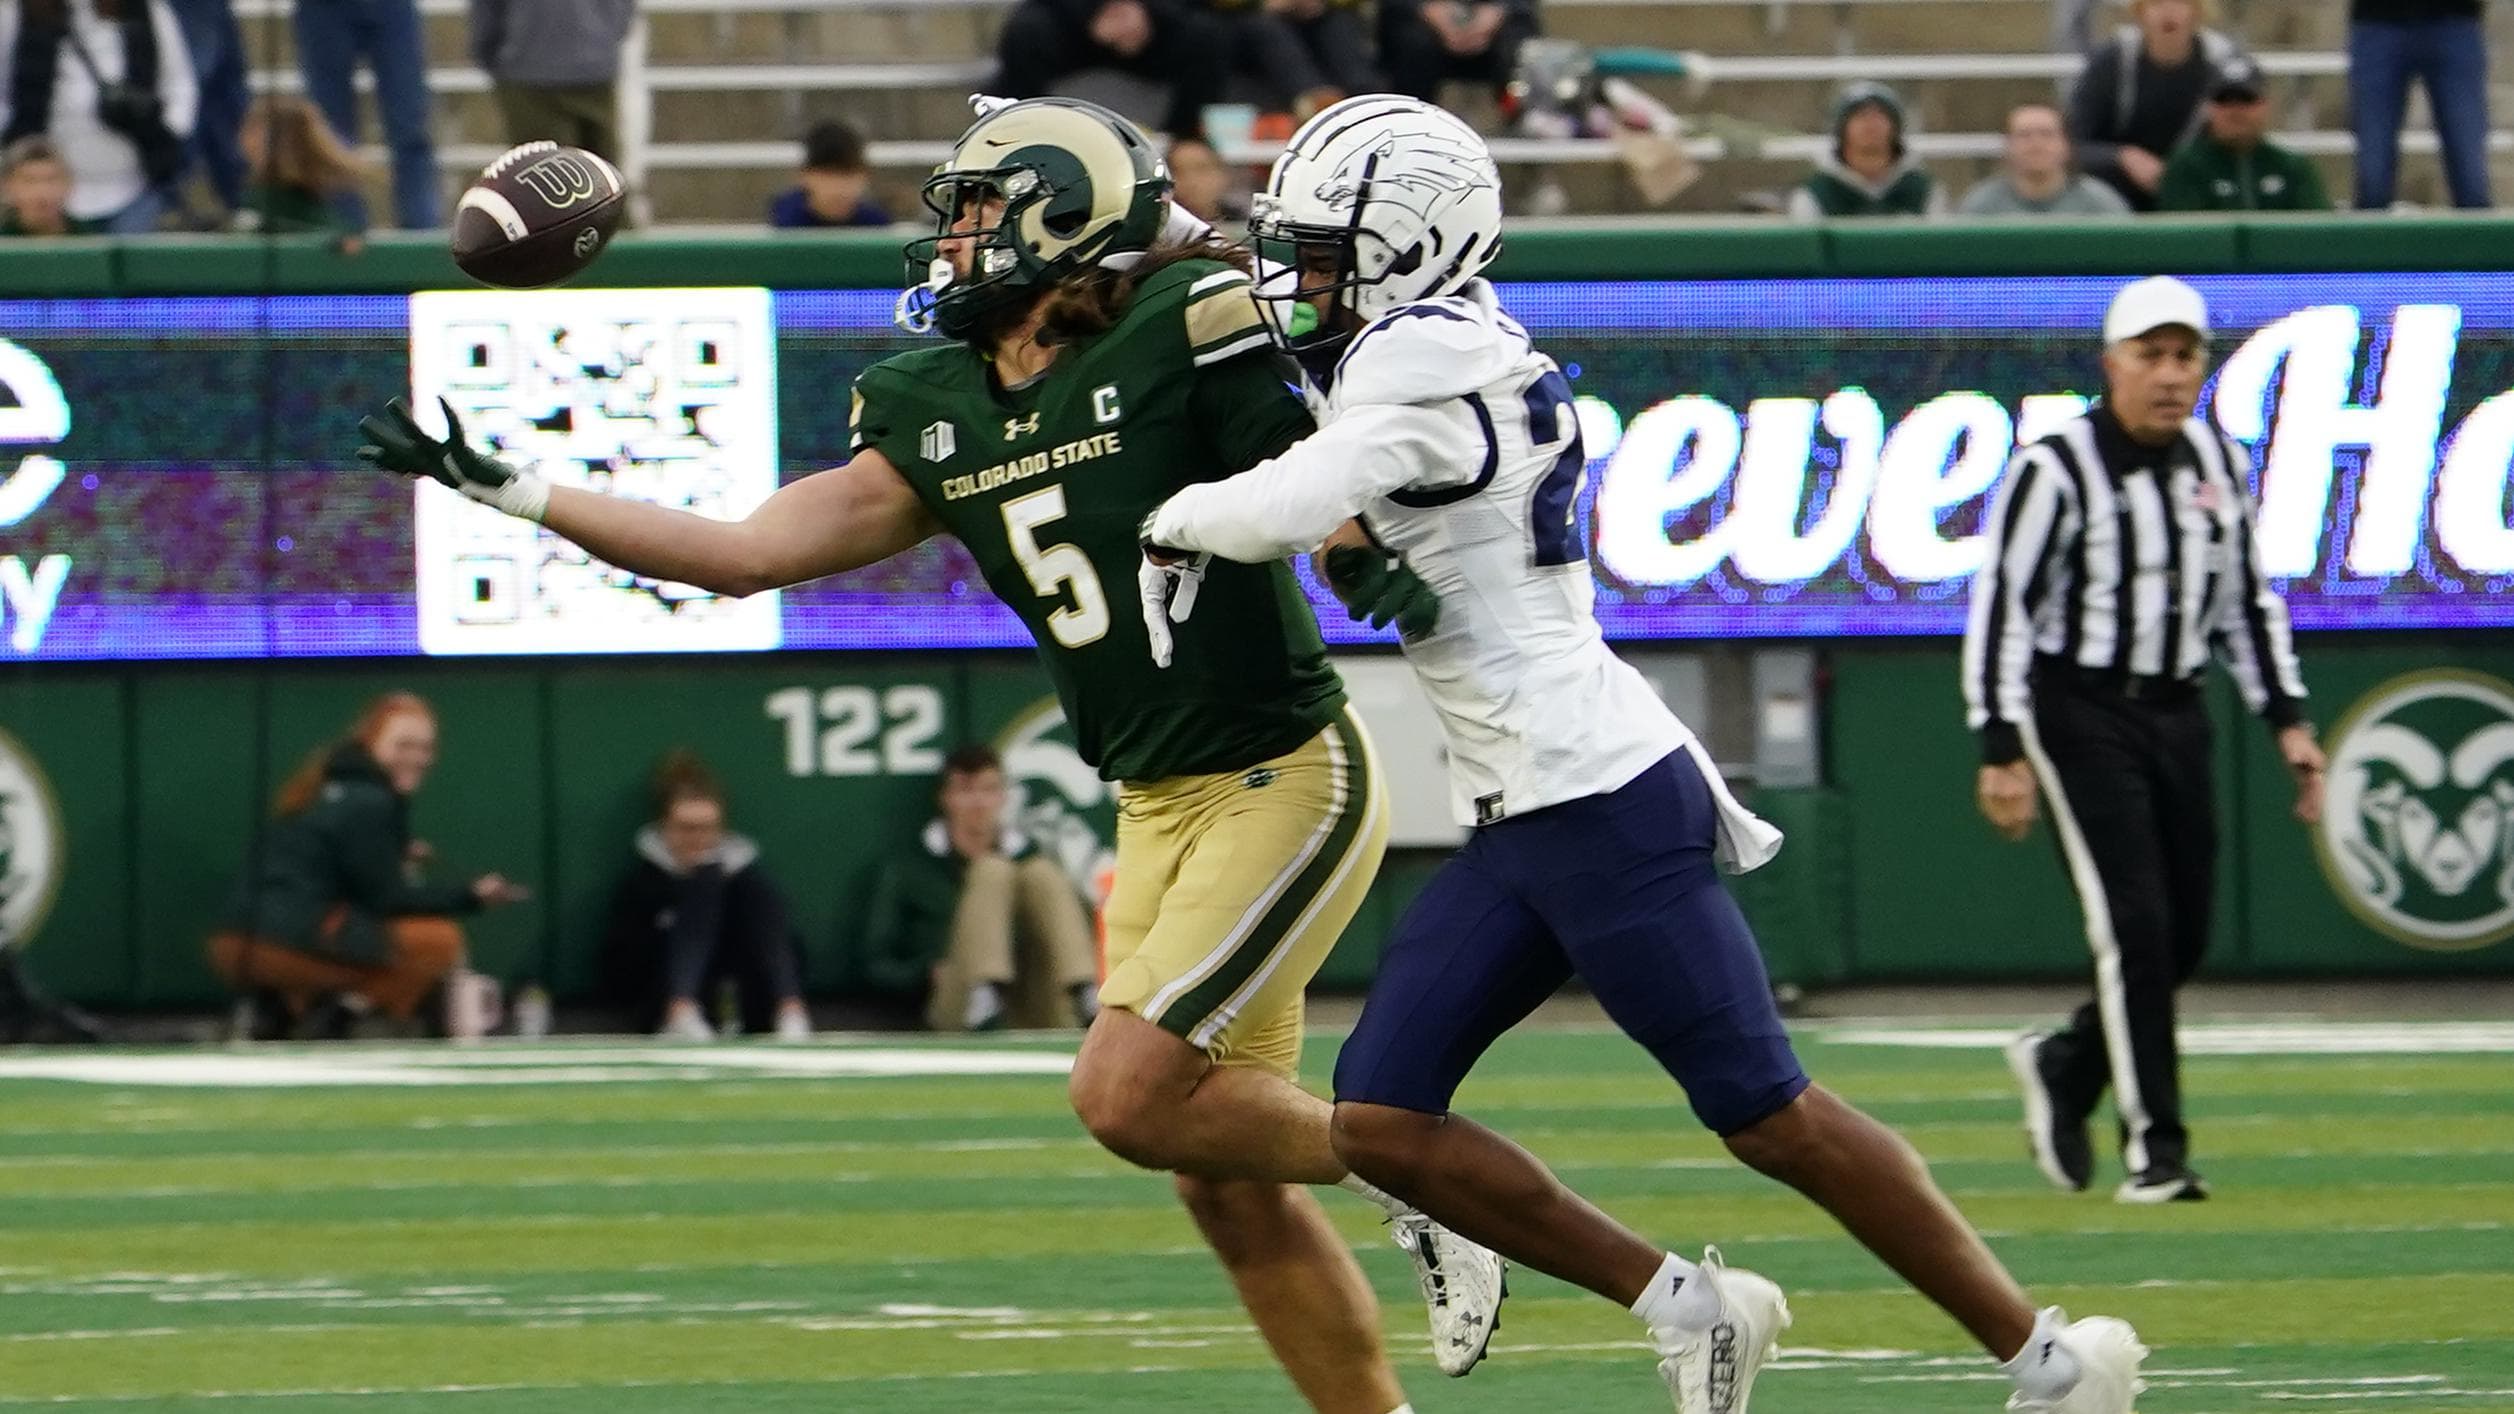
[968,93,1020,120]
[1136,546,1209,669]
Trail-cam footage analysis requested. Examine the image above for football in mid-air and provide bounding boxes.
[451,142,627,289]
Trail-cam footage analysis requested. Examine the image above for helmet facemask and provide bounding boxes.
[1248,179,1419,381]
[895,98,1174,344]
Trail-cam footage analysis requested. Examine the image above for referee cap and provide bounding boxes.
[2104,276,2211,346]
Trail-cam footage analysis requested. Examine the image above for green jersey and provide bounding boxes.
[853,258,1345,783]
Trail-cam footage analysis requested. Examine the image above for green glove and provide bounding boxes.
[1323,542,1440,640]
[356,397,549,521]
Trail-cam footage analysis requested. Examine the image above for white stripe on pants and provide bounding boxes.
[2017,715,2157,1175]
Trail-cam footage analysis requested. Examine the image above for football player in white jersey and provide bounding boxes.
[1137,94,2148,1414]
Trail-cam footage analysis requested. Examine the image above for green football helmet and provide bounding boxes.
[898,97,1173,342]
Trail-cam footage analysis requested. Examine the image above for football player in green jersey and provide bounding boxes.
[356,96,1503,1410]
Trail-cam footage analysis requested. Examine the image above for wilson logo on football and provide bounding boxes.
[517,153,603,209]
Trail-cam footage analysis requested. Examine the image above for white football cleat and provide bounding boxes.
[1653,1247,1790,1413]
[1388,1210,1507,1376]
[2006,1312,2148,1413]
[654,1006,715,1042]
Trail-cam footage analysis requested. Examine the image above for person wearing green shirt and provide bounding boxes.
[231,95,369,242]
[861,743,1100,1032]
[2158,56,2333,211]
[354,93,1501,1414]
[1787,82,1947,219]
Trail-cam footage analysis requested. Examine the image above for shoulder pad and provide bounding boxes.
[1171,264,1271,368]
[1333,299,1524,407]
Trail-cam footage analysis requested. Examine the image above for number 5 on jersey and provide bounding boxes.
[1003,485,1111,648]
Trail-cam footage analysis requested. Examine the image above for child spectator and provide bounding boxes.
[767,119,892,228]
[1788,82,1946,219]
[605,751,811,1041]
[232,94,366,238]
[0,0,197,233]
[0,137,85,235]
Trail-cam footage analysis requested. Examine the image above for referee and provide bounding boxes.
[1961,275,2326,1204]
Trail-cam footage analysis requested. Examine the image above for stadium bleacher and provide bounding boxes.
[224,0,2501,222]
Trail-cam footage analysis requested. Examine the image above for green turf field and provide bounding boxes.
[2,1021,2509,1412]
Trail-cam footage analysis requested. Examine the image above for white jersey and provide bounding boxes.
[1148,281,1781,868]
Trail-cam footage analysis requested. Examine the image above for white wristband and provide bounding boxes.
[463,470,550,523]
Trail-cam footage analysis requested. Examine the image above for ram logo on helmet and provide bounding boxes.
[2316,670,2514,951]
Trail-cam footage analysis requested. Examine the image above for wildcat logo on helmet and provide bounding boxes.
[0,726,64,949]
[2315,670,2514,952]
[1314,134,1494,211]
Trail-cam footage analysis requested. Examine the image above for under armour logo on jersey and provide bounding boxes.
[921,421,956,462]
[1004,412,1042,441]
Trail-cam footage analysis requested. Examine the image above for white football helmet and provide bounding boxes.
[1251,95,1505,356]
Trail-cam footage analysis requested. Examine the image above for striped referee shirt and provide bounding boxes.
[1961,402,2307,766]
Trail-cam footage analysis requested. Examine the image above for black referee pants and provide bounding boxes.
[2022,668,2216,1176]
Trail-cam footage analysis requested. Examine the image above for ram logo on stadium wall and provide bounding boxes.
[2316,671,2514,952]
[0,725,63,949]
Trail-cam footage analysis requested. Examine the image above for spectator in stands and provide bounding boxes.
[0,0,197,233]
[1211,0,1380,121]
[293,0,440,228]
[1165,134,1242,223]
[1380,0,1539,106]
[233,95,368,240]
[1960,101,2132,216]
[472,0,636,162]
[2158,55,2331,211]
[207,692,529,1039]
[862,745,1099,1033]
[2349,0,2490,209]
[166,0,244,218]
[1788,81,1945,219]
[606,751,812,1042]
[768,119,893,228]
[0,137,84,235]
[2065,0,2239,211]
[991,0,1232,139]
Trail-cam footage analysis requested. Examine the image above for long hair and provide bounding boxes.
[242,94,366,193]
[1031,234,1256,350]
[270,692,435,817]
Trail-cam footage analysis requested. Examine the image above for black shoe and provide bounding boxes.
[2115,1165,2209,1204]
[2004,1030,2094,1192]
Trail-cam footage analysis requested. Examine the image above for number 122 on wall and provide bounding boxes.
[764,685,946,777]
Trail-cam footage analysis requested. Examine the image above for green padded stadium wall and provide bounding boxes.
[9,215,2514,1007]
